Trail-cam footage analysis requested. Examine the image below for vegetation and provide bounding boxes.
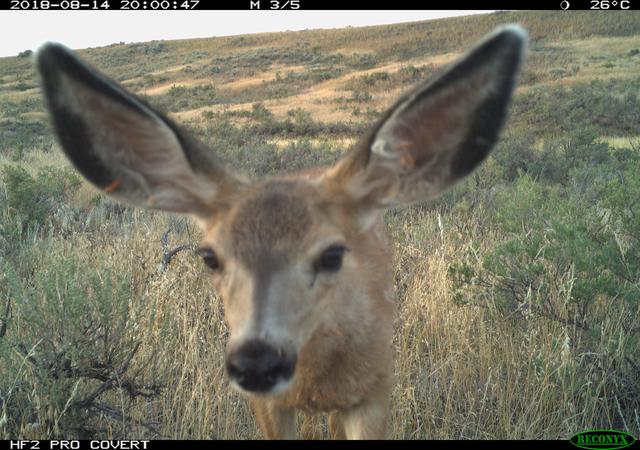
[1,10,639,439]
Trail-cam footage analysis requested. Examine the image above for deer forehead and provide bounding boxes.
[209,179,340,267]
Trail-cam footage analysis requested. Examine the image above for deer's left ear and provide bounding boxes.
[36,43,247,220]
[324,25,527,210]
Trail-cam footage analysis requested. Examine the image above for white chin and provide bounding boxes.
[230,377,294,396]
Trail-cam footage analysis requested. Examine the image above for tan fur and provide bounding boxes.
[198,177,395,439]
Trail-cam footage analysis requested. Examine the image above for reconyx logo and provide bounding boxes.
[570,430,637,450]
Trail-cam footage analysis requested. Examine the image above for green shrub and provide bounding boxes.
[1,165,81,229]
[481,128,615,186]
[511,79,640,135]
[0,120,54,158]
[453,162,639,303]
[0,253,159,438]
[250,102,275,123]
[148,84,221,112]
[449,167,640,377]
[278,139,341,173]
[0,97,43,117]
[145,41,166,55]
[14,81,32,91]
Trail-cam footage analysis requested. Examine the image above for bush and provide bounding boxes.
[511,79,640,135]
[148,84,220,113]
[452,157,640,314]
[1,165,81,229]
[0,97,43,118]
[0,253,159,438]
[481,128,614,186]
[449,168,640,417]
[278,139,341,173]
[0,120,54,158]
[491,134,537,182]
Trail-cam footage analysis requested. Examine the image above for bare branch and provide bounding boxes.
[158,229,194,274]
[75,342,142,408]
[0,296,11,338]
[162,244,192,268]
[90,401,162,437]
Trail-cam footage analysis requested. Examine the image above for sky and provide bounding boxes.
[0,10,492,57]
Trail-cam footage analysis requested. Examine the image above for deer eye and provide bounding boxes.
[315,245,347,273]
[197,247,221,271]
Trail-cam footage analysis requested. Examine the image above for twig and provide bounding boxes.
[0,296,11,338]
[158,229,194,273]
[90,401,162,437]
[75,342,141,408]
[162,245,192,268]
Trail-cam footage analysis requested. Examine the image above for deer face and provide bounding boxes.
[197,175,396,394]
[199,180,349,393]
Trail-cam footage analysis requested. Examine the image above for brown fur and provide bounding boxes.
[193,176,396,439]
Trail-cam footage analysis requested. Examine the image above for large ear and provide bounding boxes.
[324,25,527,209]
[36,43,245,218]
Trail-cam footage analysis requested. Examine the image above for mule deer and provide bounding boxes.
[36,25,526,439]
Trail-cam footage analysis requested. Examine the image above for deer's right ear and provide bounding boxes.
[324,25,526,212]
[36,43,246,219]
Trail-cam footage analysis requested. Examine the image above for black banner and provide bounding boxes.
[0,440,577,449]
[1,0,638,10]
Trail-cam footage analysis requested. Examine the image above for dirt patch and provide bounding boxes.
[148,63,191,77]
[270,136,357,149]
[1,89,40,101]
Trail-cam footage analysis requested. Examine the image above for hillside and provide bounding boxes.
[1,11,639,154]
[1,11,639,440]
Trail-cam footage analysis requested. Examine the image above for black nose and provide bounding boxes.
[226,340,296,393]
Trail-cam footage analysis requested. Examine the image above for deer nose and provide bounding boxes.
[226,340,296,393]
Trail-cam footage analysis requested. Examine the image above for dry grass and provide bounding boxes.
[601,135,640,149]
[269,136,356,149]
[173,53,457,123]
